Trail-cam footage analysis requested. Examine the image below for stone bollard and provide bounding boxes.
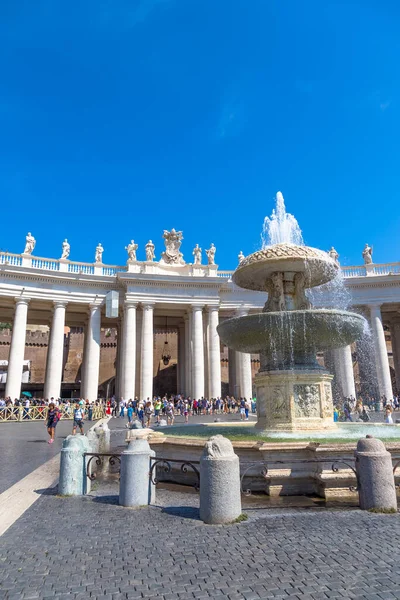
[86,429,99,453]
[119,437,155,508]
[200,435,242,524]
[94,422,110,453]
[355,436,397,511]
[59,435,91,496]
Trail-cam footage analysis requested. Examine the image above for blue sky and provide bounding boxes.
[0,0,399,268]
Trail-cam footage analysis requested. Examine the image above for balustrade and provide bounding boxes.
[0,250,399,279]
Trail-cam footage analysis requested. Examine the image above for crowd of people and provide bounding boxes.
[105,395,257,428]
[333,394,400,424]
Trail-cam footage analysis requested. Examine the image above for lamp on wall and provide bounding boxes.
[162,316,171,366]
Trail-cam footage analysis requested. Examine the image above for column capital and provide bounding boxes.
[236,306,248,317]
[142,302,155,311]
[89,302,102,311]
[124,300,138,309]
[14,297,30,307]
[53,300,68,309]
[368,303,383,312]
[206,304,220,313]
[191,304,204,312]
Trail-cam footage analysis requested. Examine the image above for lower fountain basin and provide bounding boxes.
[217,309,366,355]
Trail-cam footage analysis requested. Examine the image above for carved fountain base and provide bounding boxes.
[255,370,336,432]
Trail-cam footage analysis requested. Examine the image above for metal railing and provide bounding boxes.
[0,405,106,422]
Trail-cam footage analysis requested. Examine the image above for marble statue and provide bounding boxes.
[23,232,36,255]
[362,243,373,265]
[193,244,202,265]
[238,251,245,264]
[125,240,138,262]
[294,272,311,310]
[95,243,104,263]
[263,272,285,312]
[61,239,70,260]
[328,246,339,264]
[145,240,155,262]
[160,229,185,265]
[205,243,216,265]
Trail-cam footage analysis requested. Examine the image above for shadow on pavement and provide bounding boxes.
[92,494,119,505]
[161,506,200,520]
[35,486,58,496]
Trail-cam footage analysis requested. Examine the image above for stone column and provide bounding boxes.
[228,348,237,396]
[80,323,88,398]
[85,304,101,402]
[140,303,154,401]
[178,322,185,395]
[369,305,393,401]
[207,306,221,399]
[389,320,400,393]
[5,298,29,400]
[192,305,205,399]
[44,301,67,399]
[332,345,356,399]
[184,313,191,397]
[235,308,253,400]
[122,301,137,401]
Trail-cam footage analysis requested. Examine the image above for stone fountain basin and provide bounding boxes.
[233,244,338,290]
[217,309,366,354]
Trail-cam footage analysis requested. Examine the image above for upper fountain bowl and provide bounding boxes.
[233,243,338,291]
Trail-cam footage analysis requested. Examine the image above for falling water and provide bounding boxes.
[262,191,304,247]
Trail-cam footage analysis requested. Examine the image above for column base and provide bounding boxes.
[255,370,336,432]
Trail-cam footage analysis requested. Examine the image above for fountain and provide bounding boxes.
[217,192,367,432]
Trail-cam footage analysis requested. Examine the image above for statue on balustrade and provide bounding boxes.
[61,239,70,259]
[125,240,138,262]
[205,243,216,265]
[362,243,373,265]
[328,246,339,264]
[238,250,245,265]
[160,229,185,265]
[95,243,104,263]
[145,240,155,261]
[193,244,202,265]
[23,232,36,255]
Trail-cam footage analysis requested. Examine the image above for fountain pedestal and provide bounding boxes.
[255,370,335,432]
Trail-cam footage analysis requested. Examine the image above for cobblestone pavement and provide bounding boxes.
[1,488,400,600]
[0,419,99,494]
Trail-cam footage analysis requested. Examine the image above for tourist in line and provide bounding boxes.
[127,403,134,425]
[240,398,246,421]
[46,402,60,444]
[72,401,85,435]
[385,405,393,424]
[137,404,145,427]
[166,400,175,425]
[244,398,251,420]
[184,400,189,423]
[145,401,153,427]
[111,398,117,418]
[154,397,162,424]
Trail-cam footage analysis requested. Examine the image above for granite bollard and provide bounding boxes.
[94,422,110,453]
[355,436,397,511]
[119,437,155,507]
[59,435,91,496]
[200,435,242,524]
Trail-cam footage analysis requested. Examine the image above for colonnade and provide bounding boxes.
[2,299,397,403]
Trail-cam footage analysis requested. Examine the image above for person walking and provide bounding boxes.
[127,403,134,425]
[46,402,60,444]
[144,401,153,428]
[72,401,85,435]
